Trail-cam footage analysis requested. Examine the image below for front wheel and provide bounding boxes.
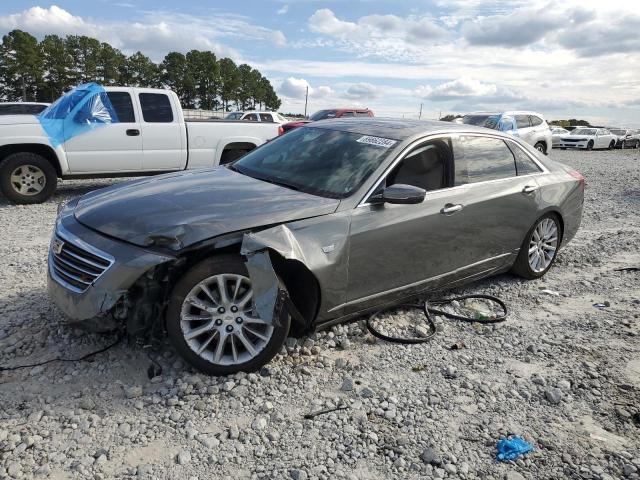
[511,214,562,280]
[0,152,57,204]
[166,255,290,375]
[608,141,615,150]
[587,141,594,151]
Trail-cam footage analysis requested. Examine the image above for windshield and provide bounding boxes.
[39,87,91,119]
[610,129,625,135]
[225,112,243,120]
[233,127,395,198]
[310,110,337,121]
[462,114,501,130]
[572,128,596,135]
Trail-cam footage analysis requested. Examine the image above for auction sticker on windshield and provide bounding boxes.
[356,135,397,148]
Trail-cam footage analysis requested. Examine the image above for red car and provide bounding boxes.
[281,108,374,133]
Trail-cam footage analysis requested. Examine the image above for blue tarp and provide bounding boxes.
[37,83,119,147]
[496,436,534,461]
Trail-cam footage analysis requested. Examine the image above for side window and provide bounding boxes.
[0,104,22,115]
[453,136,517,185]
[507,141,542,175]
[259,113,273,122]
[356,111,369,117]
[529,116,543,127]
[106,92,135,122]
[244,113,258,121]
[340,111,355,118]
[139,93,174,123]
[515,115,530,129]
[386,138,451,192]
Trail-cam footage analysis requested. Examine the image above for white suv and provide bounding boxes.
[462,111,553,155]
[225,111,288,123]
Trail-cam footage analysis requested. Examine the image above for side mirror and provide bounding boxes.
[373,184,426,205]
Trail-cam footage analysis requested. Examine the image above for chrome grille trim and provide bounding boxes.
[49,230,114,293]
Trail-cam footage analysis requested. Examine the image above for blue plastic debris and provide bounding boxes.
[38,83,119,147]
[496,436,534,461]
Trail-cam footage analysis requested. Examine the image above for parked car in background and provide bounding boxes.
[556,128,616,150]
[551,127,570,148]
[47,118,584,375]
[225,111,288,124]
[0,102,50,115]
[281,108,374,133]
[0,83,282,204]
[461,111,552,154]
[609,128,640,149]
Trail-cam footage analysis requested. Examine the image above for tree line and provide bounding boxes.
[0,29,281,111]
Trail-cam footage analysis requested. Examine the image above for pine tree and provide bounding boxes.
[0,30,43,101]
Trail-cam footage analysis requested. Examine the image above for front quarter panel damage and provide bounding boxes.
[240,212,352,326]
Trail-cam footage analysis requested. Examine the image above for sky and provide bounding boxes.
[1,1,639,126]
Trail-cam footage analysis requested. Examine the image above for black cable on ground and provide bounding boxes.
[0,333,124,372]
[366,294,508,344]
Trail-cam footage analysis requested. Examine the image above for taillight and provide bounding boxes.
[278,126,284,136]
[568,169,585,189]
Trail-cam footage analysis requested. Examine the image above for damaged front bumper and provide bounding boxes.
[47,200,175,327]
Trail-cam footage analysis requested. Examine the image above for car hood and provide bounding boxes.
[74,167,340,250]
[563,135,591,140]
[0,114,40,125]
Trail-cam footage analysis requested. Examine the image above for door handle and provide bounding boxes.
[441,203,463,215]
[126,129,140,136]
[522,185,538,194]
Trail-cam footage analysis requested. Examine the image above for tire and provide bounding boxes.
[587,141,594,151]
[511,213,562,280]
[608,141,615,150]
[220,149,248,165]
[0,152,57,204]
[560,147,566,150]
[636,141,640,149]
[166,255,290,375]
[534,141,546,154]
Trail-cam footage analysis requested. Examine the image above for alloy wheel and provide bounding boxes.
[528,218,559,273]
[10,165,46,196]
[179,273,274,366]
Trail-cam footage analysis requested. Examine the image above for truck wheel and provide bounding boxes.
[166,255,290,376]
[0,152,57,204]
[220,149,248,165]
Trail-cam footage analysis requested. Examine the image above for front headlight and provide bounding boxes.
[56,199,69,216]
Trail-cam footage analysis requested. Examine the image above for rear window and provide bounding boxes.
[139,93,173,123]
[0,104,24,115]
[309,110,337,121]
[530,116,543,127]
[453,136,517,185]
[507,141,542,175]
[106,92,135,122]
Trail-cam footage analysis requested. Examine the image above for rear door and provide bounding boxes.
[63,90,143,173]
[515,115,533,144]
[138,91,184,171]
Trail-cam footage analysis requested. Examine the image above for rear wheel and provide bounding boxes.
[166,255,290,375]
[635,141,640,149]
[534,141,546,154]
[512,214,562,280]
[0,152,57,204]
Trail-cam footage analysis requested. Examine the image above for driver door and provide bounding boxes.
[64,90,143,173]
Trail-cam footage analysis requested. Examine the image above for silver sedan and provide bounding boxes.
[48,119,585,374]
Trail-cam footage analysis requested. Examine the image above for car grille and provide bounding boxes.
[561,138,583,142]
[50,236,113,293]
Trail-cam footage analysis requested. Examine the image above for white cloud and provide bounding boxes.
[0,5,288,60]
[278,77,333,100]
[346,82,379,100]
[416,78,521,102]
[277,4,289,15]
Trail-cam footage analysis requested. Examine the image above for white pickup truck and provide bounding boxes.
[0,85,282,204]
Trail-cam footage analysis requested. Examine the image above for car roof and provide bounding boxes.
[466,110,545,117]
[0,102,49,106]
[309,117,494,141]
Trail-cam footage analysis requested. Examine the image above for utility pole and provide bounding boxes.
[304,86,309,117]
[438,110,442,121]
[419,103,423,119]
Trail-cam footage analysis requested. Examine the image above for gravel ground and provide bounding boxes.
[0,149,638,480]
